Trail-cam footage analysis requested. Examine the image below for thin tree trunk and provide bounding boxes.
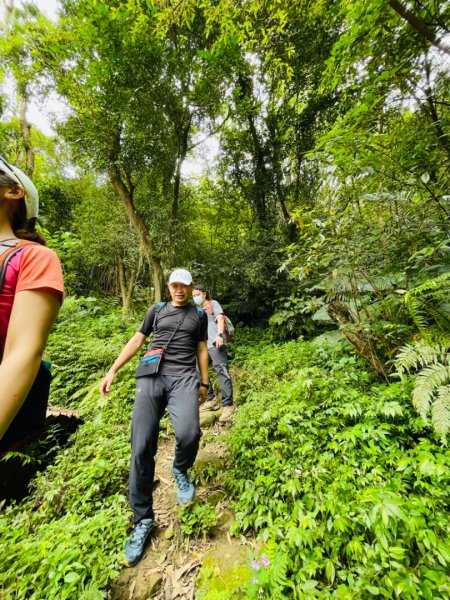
[237,73,271,227]
[18,94,35,177]
[167,115,192,269]
[172,116,191,219]
[108,134,165,301]
[117,250,142,314]
[117,258,127,311]
[327,299,390,381]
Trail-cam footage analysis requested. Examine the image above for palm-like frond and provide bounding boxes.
[412,364,450,419]
[432,385,450,440]
[395,334,450,441]
[405,272,450,333]
[395,339,449,374]
[407,272,450,299]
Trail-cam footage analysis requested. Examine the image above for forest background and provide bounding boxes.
[0,0,449,598]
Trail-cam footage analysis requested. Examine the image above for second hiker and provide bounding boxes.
[192,285,234,423]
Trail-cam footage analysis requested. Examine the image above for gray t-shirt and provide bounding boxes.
[138,302,207,376]
[204,300,226,349]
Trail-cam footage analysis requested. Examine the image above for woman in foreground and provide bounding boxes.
[0,155,64,451]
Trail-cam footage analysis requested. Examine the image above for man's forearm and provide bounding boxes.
[108,334,145,374]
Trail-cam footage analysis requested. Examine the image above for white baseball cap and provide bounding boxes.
[0,155,39,220]
[168,268,193,286]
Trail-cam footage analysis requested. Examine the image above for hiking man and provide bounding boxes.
[192,285,234,423]
[100,268,209,566]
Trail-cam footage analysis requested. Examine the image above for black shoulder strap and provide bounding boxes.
[162,308,190,350]
[194,304,206,337]
[152,301,167,332]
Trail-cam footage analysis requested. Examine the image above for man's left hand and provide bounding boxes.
[214,335,224,348]
[199,385,208,400]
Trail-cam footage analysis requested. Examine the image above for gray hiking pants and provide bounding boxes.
[129,374,201,523]
[207,345,233,406]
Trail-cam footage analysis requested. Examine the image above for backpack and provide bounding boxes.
[223,315,235,343]
[204,300,235,343]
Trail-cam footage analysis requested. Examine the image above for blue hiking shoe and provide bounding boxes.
[123,518,154,567]
[172,466,195,504]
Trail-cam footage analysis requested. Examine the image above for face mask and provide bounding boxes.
[193,295,203,306]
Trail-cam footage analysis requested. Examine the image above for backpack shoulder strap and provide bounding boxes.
[196,307,206,323]
[0,239,34,294]
[193,304,207,337]
[152,301,167,331]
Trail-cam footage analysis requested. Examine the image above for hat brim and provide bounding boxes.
[169,278,192,286]
[0,157,39,220]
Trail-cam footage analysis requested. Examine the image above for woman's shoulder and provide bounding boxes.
[21,242,61,262]
[211,299,223,313]
[16,242,64,300]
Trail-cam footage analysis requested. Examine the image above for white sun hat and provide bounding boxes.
[168,268,193,286]
[0,155,39,220]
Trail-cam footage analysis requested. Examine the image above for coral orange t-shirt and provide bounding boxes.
[0,244,64,354]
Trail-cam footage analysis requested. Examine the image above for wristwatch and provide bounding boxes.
[200,382,209,389]
[218,333,224,339]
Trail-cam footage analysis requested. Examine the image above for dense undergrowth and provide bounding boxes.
[1,302,449,599]
[0,301,146,599]
[46,296,138,406]
[225,333,450,599]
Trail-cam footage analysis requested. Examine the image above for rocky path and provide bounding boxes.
[110,407,252,600]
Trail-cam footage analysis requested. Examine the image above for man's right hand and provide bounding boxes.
[100,371,115,396]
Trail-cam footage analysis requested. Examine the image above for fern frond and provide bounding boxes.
[412,364,450,419]
[404,296,428,331]
[404,273,450,334]
[408,272,450,299]
[427,305,450,330]
[429,330,450,348]
[431,385,450,442]
[395,340,442,374]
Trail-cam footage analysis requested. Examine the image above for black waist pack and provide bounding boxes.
[0,362,51,451]
[136,348,164,378]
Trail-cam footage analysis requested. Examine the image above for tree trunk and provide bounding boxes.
[327,299,390,381]
[117,260,132,314]
[117,250,143,314]
[172,115,191,220]
[18,94,35,178]
[237,73,272,227]
[166,114,192,269]
[108,161,165,301]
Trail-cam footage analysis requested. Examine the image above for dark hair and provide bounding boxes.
[0,171,46,245]
[193,284,210,300]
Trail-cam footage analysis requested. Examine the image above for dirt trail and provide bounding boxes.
[110,411,249,600]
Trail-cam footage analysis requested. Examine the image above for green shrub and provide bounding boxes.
[179,500,218,539]
[46,297,137,407]
[226,339,450,598]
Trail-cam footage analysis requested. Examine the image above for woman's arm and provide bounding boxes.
[0,289,61,439]
[214,313,226,348]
